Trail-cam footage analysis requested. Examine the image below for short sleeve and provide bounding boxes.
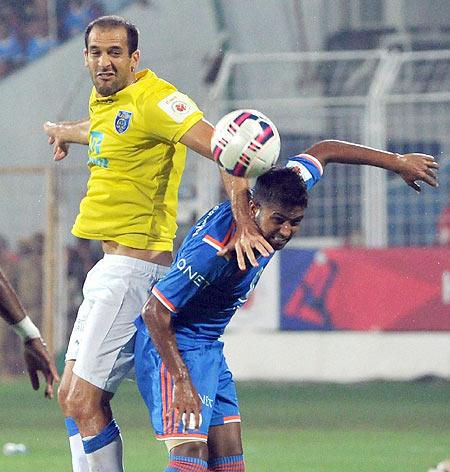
[285,153,323,191]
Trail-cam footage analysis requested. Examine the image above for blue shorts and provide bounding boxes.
[134,316,241,442]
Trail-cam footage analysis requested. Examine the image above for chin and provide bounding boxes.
[271,240,289,251]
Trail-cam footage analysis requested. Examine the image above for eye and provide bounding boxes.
[291,217,304,226]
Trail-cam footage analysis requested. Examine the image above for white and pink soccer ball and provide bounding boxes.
[211,109,281,178]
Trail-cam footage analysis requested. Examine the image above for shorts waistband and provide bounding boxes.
[102,253,170,276]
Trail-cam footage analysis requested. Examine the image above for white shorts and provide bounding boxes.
[66,254,169,393]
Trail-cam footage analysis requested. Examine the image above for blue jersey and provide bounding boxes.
[151,154,323,346]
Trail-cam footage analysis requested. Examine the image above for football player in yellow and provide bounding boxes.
[43,15,268,472]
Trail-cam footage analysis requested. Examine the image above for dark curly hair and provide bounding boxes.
[252,167,308,208]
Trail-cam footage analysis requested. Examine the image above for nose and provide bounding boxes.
[279,223,292,238]
[98,53,111,68]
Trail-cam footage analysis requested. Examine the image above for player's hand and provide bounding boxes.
[43,121,70,161]
[23,337,60,399]
[218,219,274,270]
[170,378,202,432]
[396,153,439,192]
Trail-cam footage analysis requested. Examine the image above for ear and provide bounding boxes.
[83,48,88,67]
[131,49,140,71]
[249,200,260,219]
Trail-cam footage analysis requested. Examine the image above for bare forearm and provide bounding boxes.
[46,118,90,145]
[142,299,190,382]
[0,268,26,325]
[306,140,402,172]
[220,170,251,220]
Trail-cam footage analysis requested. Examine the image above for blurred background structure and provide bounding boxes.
[0,0,449,380]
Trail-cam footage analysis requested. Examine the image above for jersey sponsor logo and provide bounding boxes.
[114,110,133,134]
[198,393,213,408]
[87,157,109,168]
[89,130,104,155]
[158,91,198,124]
[176,258,211,289]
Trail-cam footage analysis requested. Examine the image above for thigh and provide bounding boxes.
[134,331,223,443]
[208,423,243,459]
[68,257,165,393]
[210,354,241,428]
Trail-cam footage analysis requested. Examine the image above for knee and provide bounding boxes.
[57,383,70,413]
[64,389,102,424]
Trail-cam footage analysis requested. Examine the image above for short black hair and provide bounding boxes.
[85,15,139,56]
[252,167,308,208]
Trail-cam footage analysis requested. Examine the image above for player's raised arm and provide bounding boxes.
[305,140,439,192]
[141,296,202,430]
[180,119,273,270]
[0,267,59,398]
[43,118,90,161]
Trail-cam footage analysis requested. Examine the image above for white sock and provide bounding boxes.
[82,419,124,472]
[65,417,89,472]
[69,433,90,472]
[84,435,123,472]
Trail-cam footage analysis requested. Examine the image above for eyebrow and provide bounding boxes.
[88,45,123,51]
[271,212,304,221]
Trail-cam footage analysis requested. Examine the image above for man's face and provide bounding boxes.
[84,26,139,97]
[252,201,305,251]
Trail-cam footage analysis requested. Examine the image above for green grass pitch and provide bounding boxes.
[0,378,448,471]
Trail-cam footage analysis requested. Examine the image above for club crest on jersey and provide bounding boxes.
[114,110,132,134]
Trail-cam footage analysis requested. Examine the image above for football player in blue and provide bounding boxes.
[134,140,438,472]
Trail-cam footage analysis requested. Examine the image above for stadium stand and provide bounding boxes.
[0,0,143,80]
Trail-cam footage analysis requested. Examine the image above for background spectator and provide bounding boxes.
[0,20,24,76]
[25,18,57,61]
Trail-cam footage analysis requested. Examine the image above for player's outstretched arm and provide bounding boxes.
[141,296,202,430]
[306,140,439,192]
[0,267,59,398]
[43,118,90,161]
[180,119,273,270]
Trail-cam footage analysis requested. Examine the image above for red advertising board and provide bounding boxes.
[280,248,450,331]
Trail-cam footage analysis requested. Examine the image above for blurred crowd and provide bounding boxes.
[0,0,106,79]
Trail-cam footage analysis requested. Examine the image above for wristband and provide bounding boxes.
[12,316,41,342]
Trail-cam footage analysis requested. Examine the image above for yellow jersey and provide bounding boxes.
[72,69,204,251]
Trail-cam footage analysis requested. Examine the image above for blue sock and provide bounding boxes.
[65,416,80,437]
[82,419,120,454]
[165,454,208,471]
[209,454,245,471]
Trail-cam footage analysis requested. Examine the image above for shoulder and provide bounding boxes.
[135,69,178,99]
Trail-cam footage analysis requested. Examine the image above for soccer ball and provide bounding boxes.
[428,460,450,472]
[211,109,281,178]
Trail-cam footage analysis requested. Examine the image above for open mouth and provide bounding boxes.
[97,72,115,80]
